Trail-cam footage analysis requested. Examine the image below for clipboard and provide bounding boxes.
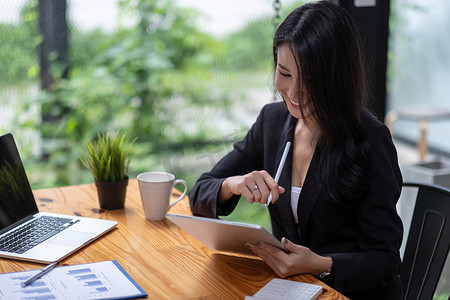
[0,260,147,299]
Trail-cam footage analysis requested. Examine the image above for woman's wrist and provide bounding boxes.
[312,256,333,277]
[218,178,234,204]
[317,256,333,279]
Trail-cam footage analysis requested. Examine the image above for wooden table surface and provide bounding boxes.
[0,179,348,300]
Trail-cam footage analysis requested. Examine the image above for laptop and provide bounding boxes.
[0,133,117,264]
[166,213,286,256]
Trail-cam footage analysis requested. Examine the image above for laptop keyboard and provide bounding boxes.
[0,216,79,254]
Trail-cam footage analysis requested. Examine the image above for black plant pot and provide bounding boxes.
[95,178,128,210]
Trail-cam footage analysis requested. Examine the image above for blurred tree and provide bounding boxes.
[13,0,300,188]
[20,0,224,186]
[0,0,40,88]
[220,19,273,71]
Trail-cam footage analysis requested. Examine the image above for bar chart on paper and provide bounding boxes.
[0,260,146,299]
[66,266,110,295]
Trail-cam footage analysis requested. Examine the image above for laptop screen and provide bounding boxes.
[0,133,38,233]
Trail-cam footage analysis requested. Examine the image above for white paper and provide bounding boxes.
[248,278,322,300]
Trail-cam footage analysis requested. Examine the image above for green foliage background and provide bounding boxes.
[1,0,306,230]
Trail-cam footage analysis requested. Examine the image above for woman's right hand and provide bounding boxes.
[218,170,285,205]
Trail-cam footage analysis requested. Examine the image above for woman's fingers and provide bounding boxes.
[247,171,282,204]
[248,242,291,277]
[252,176,270,204]
[238,180,257,203]
[225,170,285,205]
[248,239,324,278]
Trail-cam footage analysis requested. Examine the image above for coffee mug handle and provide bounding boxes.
[168,179,188,210]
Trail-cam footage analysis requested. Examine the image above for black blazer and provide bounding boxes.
[189,102,403,299]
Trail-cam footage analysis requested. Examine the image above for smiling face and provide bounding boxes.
[275,44,314,120]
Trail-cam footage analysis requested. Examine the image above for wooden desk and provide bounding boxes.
[0,179,348,299]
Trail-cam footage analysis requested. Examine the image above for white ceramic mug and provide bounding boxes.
[137,172,188,221]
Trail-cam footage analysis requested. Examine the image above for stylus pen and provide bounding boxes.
[21,262,57,288]
[266,141,291,207]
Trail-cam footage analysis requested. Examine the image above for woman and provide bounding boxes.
[189,1,403,299]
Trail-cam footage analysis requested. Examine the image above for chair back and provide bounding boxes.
[401,182,450,300]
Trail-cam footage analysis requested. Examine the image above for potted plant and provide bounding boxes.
[80,131,136,210]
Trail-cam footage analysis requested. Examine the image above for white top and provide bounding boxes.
[291,186,302,224]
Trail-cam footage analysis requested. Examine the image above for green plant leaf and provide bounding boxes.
[80,131,136,182]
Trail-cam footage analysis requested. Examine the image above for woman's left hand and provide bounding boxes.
[247,238,332,278]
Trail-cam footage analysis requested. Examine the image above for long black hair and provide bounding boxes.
[273,1,370,208]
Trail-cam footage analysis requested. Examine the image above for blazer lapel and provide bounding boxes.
[270,114,302,243]
[297,150,320,242]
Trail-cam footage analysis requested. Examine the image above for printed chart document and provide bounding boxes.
[0,260,147,300]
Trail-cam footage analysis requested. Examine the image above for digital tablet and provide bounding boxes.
[166,213,286,256]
